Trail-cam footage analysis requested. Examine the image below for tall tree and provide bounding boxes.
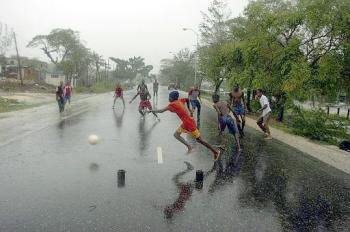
[0,23,13,72]
[27,28,80,65]
[159,48,195,89]
[199,0,231,46]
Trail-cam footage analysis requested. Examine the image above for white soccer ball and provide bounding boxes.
[88,134,99,145]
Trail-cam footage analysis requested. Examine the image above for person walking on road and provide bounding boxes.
[212,94,241,151]
[63,81,73,105]
[188,86,201,128]
[256,89,272,139]
[56,81,65,113]
[151,91,220,161]
[153,79,159,99]
[137,80,148,92]
[229,86,247,137]
[113,82,125,109]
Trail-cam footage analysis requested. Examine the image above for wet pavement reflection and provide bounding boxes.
[0,88,349,232]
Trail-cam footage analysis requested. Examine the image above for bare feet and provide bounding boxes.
[187,145,193,153]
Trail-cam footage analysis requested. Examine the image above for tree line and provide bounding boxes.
[159,48,196,89]
[160,0,349,109]
[27,28,153,86]
[198,0,349,108]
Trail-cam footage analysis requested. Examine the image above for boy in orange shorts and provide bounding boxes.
[151,91,220,161]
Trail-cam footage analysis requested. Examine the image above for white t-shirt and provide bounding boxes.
[259,95,271,117]
[189,90,200,100]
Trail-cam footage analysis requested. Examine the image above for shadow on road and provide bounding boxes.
[113,108,125,128]
[138,118,158,153]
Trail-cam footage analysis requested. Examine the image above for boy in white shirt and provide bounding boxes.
[256,89,272,139]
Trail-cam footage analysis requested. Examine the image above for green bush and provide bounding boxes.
[289,107,349,144]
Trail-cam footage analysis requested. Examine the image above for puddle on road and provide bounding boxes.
[165,111,350,232]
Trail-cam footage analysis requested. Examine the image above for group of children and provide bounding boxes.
[56,81,73,113]
[113,81,272,162]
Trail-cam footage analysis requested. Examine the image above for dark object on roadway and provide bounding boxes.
[195,181,203,190]
[117,169,126,187]
[195,170,204,182]
[339,140,350,152]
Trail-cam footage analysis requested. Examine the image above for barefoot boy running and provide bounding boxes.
[212,94,241,151]
[151,91,220,161]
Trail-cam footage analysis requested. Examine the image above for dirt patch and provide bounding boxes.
[0,79,56,93]
[0,92,55,105]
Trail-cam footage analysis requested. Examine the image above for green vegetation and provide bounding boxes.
[288,108,349,145]
[159,48,196,90]
[110,56,153,81]
[192,0,350,145]
[75,81,115,94]
[27,29,154,87]
[0,97,29,113]
[199,0,350,100]
[0,80,56,93]
[198,0,349,102]
[75,81,133,94]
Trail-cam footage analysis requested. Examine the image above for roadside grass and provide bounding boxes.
[75,81,134,94]
[0,79,56,93]
[0,97,32,113]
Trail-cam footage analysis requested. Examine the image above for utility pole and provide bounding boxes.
[13,32,23,85]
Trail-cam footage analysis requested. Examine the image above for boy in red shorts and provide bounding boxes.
[113,82,125,109]
[151,91,220,161]
[130,88,159,119]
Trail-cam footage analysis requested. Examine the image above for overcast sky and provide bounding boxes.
[1,0,248,73]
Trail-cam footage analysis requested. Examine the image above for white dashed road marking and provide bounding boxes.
[157,147,163,164]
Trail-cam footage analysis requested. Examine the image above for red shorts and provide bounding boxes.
[139,100,152,109]
[115,92,123,97]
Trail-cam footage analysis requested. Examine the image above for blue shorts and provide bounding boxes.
[233,104,245,115]
[219,115,237,135]
[190,100,201,109]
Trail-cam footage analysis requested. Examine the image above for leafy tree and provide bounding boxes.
[199,0,231,46]
[159,48,195,90]
[109,56,153,81]
[28,28,96,84]
[27,29,80,65]
[91,52,104,81]
[198,0,350,112]
[0,23,13,58]
[0,23,13,72]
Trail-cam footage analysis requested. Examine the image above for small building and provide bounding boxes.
[45,70,66,86]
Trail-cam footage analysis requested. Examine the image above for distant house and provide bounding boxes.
[4,58,46,81]
[5,58,25,79]
[45,64,65,86]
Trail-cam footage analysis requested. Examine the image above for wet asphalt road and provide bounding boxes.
[0,87,349,232]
